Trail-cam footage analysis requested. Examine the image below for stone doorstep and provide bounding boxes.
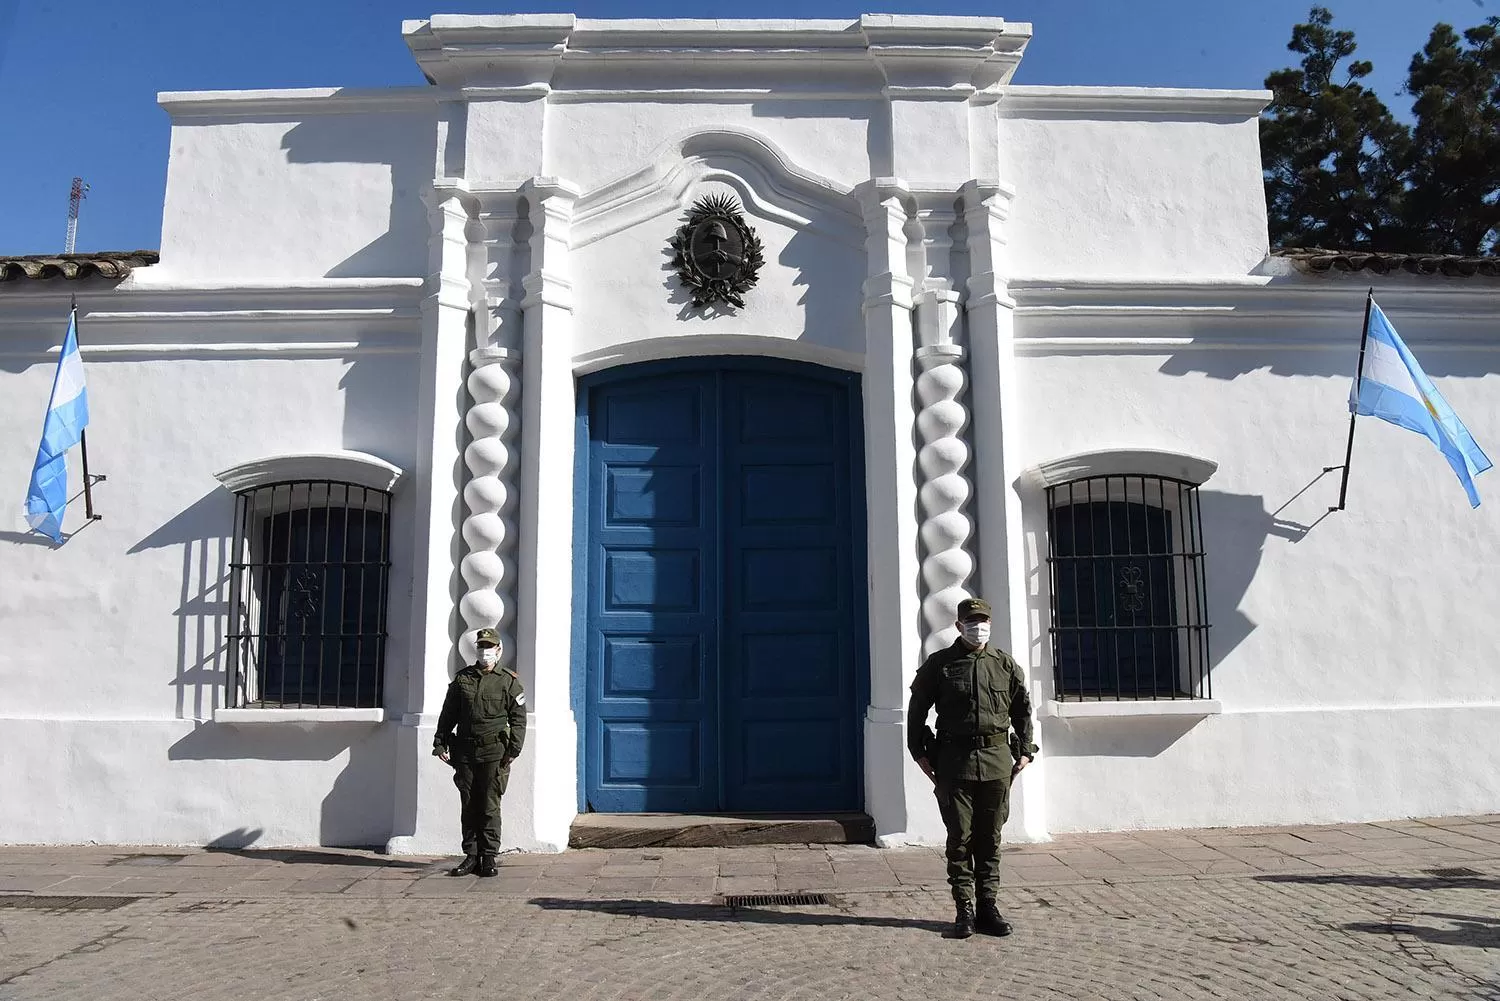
[568,812,876,849]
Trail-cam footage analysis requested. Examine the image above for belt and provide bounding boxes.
[938,732,1007,750]
[453,731,507,749]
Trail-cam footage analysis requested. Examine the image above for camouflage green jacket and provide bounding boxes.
[907,639,1038,782]
[434,665,527,764]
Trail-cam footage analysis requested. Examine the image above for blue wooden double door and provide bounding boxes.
[580,359,866,813]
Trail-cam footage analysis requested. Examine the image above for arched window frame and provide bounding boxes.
[213,452,402,712]
[1027,449,1217,706]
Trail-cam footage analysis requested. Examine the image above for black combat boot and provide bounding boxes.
[448,855,479,876]
[943,899,976,939]
[975,899,1013,937]
[477,855,499,877]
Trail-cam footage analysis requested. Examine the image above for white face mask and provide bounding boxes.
[478,647,499,668]
[958,620,991,648]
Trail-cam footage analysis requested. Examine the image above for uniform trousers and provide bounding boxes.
[935,776,1012,905]
[452,758,509,857]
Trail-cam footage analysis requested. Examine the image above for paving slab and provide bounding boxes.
[1,817,1498,999]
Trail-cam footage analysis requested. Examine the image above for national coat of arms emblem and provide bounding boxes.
[669,194,765,309]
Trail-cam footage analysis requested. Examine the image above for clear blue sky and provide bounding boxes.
[0,0,1489,256]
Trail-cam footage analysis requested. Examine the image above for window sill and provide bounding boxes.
[1042,699,1222,719]
[213,707,386,725]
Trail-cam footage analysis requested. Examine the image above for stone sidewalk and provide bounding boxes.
[2,815,1499,999]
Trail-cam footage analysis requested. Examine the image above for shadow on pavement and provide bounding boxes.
[529,897,952,934]
[207,848,431,870]
[1256,873,1500,890]
[1344,913,1500,950]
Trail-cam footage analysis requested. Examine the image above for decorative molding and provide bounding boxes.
[213,451,405,494]
[1041,699,1223,719]
[158,87,437,118]
[1021,448,1219,492]
[547,89,884,103]
[404,14,1031,100]
[1012,276,1500,318]
[570,333,864,376]
[459,347,522,671]
[999,85,1270,118]
[569,128,862,251]
[521,179,582,313]
[0,340,417,361]
[855,178,917,311]
[212,707,387,724]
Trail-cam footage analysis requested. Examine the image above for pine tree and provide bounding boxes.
[1261,7,1409,250]
[1402,19,1500,254]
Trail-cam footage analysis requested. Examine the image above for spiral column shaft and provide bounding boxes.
[915,338,974,655]
[458,349,520,668]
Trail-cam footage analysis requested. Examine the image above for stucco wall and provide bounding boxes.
[0,299,421,846]
[1007,296,1500,832]
[157,101,435,281]
[544,101,881,192]
[1000,105,1269,279]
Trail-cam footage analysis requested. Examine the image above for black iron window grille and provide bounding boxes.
[1046,475,1211,701]
[226,481,392,709]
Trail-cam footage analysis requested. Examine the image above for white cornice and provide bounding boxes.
[1010,275,1500,319]
[405,14,1032,95]
[158,87,437,119]
[0,277,426,354]
[999,85,1270,118]
[119,276,426,294]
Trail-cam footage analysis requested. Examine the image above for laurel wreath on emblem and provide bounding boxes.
[669,194,766,309]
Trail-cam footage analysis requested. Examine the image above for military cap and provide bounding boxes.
[475,627,501,647]
[956,597,992,621]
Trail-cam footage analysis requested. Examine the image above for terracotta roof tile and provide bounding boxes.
[1272,247,1500,278]
[0,251,158,283]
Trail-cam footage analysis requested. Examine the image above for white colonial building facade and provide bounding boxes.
[3,14,1499,853]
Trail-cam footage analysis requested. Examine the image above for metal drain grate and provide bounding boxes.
[0,895,139,911]
[721,893,828,908]
[1425,867,1483,878]
[106,853,187,867]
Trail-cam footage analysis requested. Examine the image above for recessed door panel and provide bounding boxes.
[583,362,864,814]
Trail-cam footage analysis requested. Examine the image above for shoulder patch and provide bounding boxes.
[515,691,526,706]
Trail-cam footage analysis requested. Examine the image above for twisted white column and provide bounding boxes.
[915,341,974,655]
[458,348,520,669]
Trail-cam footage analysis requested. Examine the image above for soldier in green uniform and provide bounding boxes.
[433,628,527,877]
[907,597,1038,939]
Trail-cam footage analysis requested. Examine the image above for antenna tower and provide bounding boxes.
[65,177,89,254]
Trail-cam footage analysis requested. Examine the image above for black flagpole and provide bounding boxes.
[1334,288,1375,511]
[72,295,102,522]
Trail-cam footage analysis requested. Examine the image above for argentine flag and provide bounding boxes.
[1350,300,1492,508]
[24,309,90,541]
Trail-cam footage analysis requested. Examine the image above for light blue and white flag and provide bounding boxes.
[24,308,90,541]
[1350,300,1492,507]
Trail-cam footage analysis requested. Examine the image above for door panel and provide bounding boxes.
[721,371,860,811]
[585,374,718,812]
[583,362,862,813]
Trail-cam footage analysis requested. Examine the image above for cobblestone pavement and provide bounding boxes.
[2,815,1499,1000]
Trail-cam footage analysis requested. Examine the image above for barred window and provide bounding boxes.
[226,481,392,709]
[1046,475,1211,701]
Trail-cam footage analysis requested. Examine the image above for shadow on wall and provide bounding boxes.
[1157,300,1500,381]
[130,489,234,722]
[1026,487,1329,759]
[171,724,394,847]
[1043,715,1203,759]
[280,104,431,279]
